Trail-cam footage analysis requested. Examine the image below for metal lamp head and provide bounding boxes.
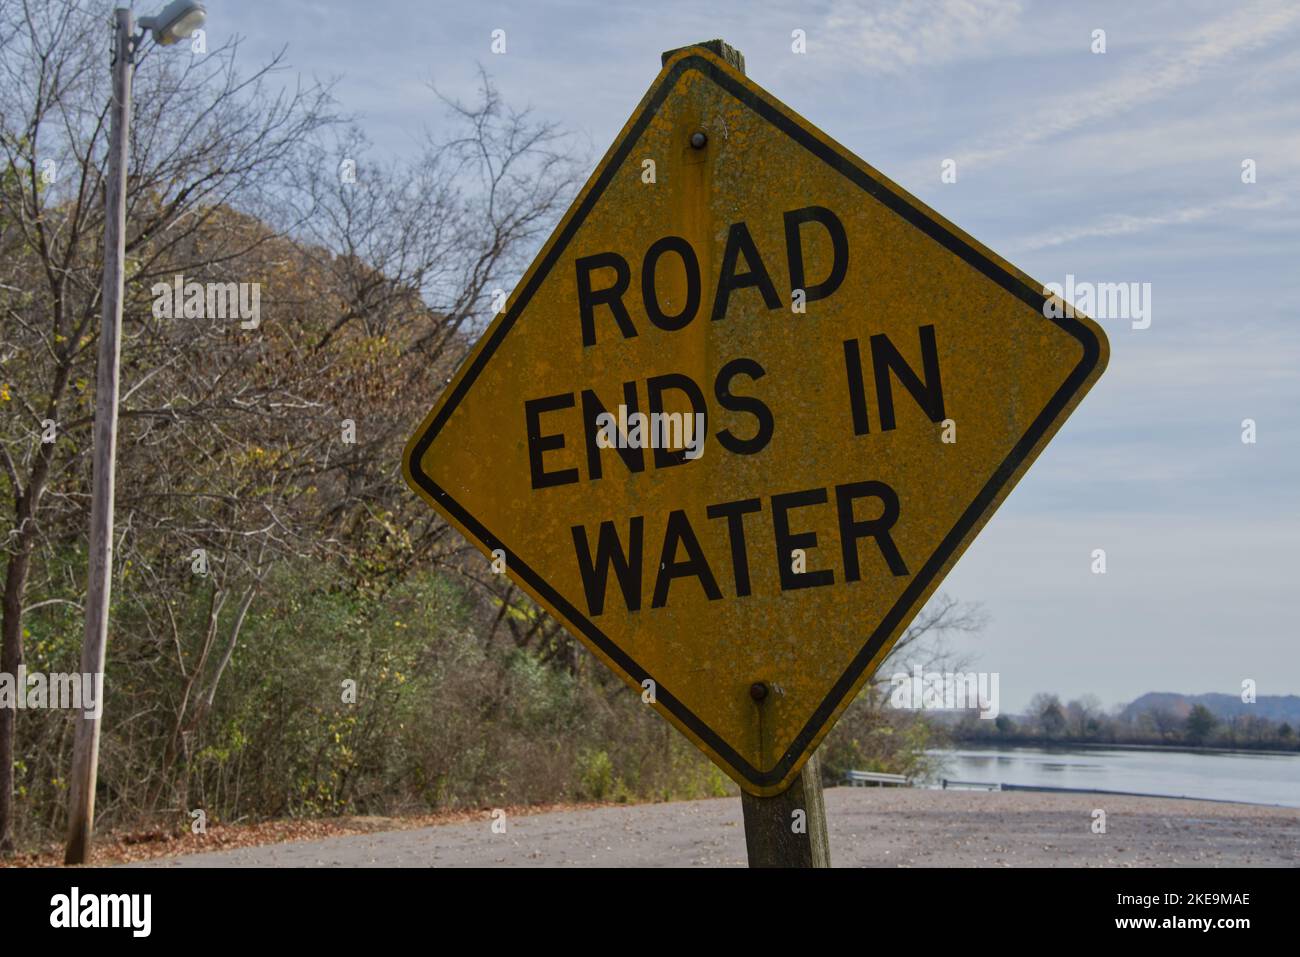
[139,0,207,46]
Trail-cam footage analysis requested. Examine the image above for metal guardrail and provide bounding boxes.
[843,770,909,787]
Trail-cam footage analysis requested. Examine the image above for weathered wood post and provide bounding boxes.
[658,39,832,868]
[739,679,831,868]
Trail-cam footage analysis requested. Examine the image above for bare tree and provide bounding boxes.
[0,0,332,851]
[865,593,989,703]
[1145,708,1183,742]
[1,0,588,848]
[1066,693,1104,738]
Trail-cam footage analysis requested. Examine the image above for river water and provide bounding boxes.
[924,746,1300,807]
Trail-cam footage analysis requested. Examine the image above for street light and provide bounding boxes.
[139,0,207,47]
[64,2,208,866]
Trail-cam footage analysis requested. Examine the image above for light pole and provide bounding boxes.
[64,0,207,867]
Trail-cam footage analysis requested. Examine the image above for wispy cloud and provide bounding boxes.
[952,0,1300,170]
[1012,192,1286,250]
[824,0,1024,74]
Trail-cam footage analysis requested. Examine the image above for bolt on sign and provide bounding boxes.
[404,46,1108,795]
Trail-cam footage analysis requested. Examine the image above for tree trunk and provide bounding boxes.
[0,356,69,853]
[0,543,33,853]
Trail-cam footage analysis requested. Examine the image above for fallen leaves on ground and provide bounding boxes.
[3,802,606,868]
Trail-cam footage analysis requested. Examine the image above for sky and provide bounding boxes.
[203,0,1300,713]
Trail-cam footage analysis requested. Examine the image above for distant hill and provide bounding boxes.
[1122,692,1300,725]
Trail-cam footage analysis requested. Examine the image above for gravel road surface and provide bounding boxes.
[131,788,1299,867]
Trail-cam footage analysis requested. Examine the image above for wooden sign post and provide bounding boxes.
[663,41,831,868]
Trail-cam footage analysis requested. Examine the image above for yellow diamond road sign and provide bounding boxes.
[404,47,1108,795]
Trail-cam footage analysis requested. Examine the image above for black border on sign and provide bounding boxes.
[407,55,1103,788]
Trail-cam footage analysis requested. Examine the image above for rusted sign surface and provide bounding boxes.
[404,47,1108,795]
